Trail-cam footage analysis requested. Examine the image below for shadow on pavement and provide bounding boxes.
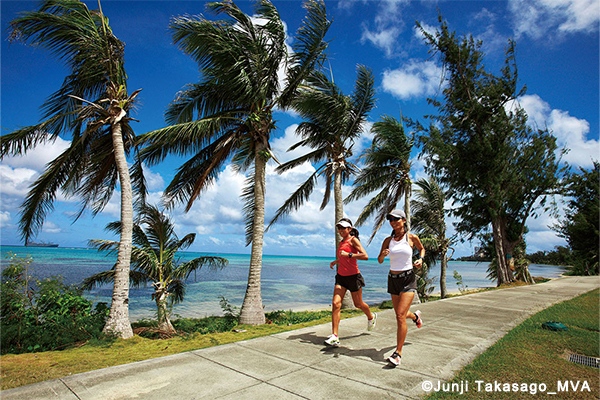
[286,331,398,363]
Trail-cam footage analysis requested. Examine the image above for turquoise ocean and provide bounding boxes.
[1,246,567,321]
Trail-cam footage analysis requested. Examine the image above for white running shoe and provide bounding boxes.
[324,334,340,347]
[413,310,422,328]
[367,312,377,331]
[387,351,401,366]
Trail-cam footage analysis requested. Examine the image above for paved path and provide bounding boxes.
[2,276,598,400]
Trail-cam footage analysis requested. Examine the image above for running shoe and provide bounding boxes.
[413,310,423,328]
[367,312,377,331]
[387,351,401,366]
[324,334,340,347]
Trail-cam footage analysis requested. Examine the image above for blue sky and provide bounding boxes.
[1,0,598,258]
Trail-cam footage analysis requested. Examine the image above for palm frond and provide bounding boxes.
[130,155,148,213]
[162,131,238,211]
[81,268,151,291]
[346,65,375,138]
[0,115,73,158]
[172,256,228,281]
[320,168,333,211]
[138,112,243,166]
[267,170,319,230]
[80,270,115,291]
[275,147,328,173]
[10,0,126,130]
[166,279,185,305]
[279,0,331,108]
[241,172,256,246]
[18,137,87,241]
[87,238,120,253]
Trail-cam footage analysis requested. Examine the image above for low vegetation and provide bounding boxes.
[1,254,109,355]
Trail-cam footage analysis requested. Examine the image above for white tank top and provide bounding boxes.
[389,234,413,272]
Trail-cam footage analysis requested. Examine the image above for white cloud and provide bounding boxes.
[42,221,62,234]
[382,59,444,100]
[358,0,413,57]
[99,192,122,218]
[0,137,78,219]
[208,236,224,246]
[361,26,401,57]
[0,211,11,229]
[0,164,37,199]
[513,94,598,167]
[219,205,243,222]
[509,0,600,40]
[142,164,165,191]
[2,136,71,171]
[271,124,311,163]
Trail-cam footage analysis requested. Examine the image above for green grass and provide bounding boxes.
[425,289,599,400]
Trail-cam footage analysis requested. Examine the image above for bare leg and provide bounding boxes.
[331,285,346,336]
[391,292,415,355]
[351,289,373,320]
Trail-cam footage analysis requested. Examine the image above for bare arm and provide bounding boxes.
[410,234,425,269]
[338,237,369,260]
[329,259,338,269]
[377,237,392,264]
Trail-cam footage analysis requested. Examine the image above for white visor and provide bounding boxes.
[336,220,352,228]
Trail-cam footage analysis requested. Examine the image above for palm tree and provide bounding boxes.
[268,66,374,309]
[2,0,144,338]
[138,0,331,325]
[346,115,413,244]
[411,177,455,299]
[268,66,375,247]
[83,205,228,333]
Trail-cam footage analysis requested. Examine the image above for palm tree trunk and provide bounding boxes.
[239,146,267,325]
[103,120,133,339]
[155,289,175,333]
[440,245,448,299]
[333,168,354,309]
[405,183,420,304]
[404,183,411,228]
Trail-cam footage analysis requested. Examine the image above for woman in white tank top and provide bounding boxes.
[377,209,425,367]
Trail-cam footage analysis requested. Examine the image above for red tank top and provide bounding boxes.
[337,238,359,276]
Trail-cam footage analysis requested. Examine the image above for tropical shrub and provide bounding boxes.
[1,253,108,354]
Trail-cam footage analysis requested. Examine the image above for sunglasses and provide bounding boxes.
[386,216,401,222]
[336,226,348,230]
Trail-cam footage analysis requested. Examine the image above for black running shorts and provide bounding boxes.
[335,273,366,292]
[387,269,417,295]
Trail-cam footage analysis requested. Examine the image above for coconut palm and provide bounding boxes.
[2,0,144,338]
[410,177,455,299]
[83,205,228,333]
[268,65,376,248]
[138,0,331,325]
[345,115,413,244]
[268,67,374,309]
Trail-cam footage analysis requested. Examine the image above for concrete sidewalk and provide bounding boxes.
[2,276,598,400]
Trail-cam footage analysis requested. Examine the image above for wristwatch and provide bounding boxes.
[348,253,353,258]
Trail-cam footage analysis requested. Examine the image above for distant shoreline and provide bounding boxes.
[0,245,571,267]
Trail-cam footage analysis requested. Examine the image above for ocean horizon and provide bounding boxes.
[0,245,567,321]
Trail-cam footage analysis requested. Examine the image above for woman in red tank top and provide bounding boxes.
[324,218,377,347]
